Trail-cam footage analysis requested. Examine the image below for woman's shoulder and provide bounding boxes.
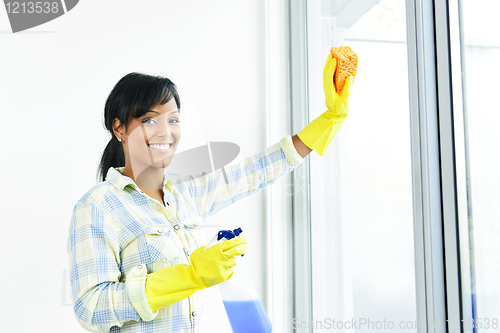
[68,182,119,246]
[73,181,115,210]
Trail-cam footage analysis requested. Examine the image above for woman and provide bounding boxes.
[67,53,353,332]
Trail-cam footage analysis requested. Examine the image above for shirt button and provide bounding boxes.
[174,225,180,231]
[137,264,142,269]
[157,229,163,233]
[166,201,170,205]
[191,311,196,317]
[185,250,190,257]
[193,223,198,227]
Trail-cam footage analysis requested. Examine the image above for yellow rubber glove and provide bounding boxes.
[297,53,354,156]
[144,236,248,313]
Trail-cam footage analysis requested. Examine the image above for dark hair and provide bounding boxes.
[96,72,181,183]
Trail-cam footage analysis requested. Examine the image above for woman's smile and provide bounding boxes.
[148,143,173,153]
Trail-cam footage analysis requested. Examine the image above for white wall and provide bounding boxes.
[0,0,270,331]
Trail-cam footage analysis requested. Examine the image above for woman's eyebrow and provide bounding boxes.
[146,110,179,114]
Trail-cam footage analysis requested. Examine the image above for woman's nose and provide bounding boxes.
[155,118,174,138]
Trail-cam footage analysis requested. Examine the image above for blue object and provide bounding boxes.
[217,230,235,241]
[233,227,243,236]
[217,228,245,256]
[222,299,273,333]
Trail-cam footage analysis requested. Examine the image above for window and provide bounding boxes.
[288,0,500,332]
[307,0,417,330]
[459,0,500,329]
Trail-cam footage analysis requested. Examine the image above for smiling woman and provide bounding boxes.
[66,70,306,332]
[116,99,181,192]
[66,56,349,331]
[97,72,182,188]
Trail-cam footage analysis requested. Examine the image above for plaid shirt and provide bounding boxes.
[66,135,304,333]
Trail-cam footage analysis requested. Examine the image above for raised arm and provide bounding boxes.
[186,135,304,220]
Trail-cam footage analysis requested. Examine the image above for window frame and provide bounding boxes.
[288,0,314,327]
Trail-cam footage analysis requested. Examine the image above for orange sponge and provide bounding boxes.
[330,46,358,94]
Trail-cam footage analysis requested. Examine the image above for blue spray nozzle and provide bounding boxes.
[233,227,243,236]
[217,230,235,241]
[215,228,244,256]
[216,228,243,241]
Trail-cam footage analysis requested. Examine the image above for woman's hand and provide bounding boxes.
[323,53,354,119]
[190,237,248,288]
[144,236,248,312]
[296,53,356,156]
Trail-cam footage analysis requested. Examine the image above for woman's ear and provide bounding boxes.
[112,118,125,138]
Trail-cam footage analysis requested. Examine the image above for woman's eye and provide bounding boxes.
[143,118,156,124]
[142,117,180,124]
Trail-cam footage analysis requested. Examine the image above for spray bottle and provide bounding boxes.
[206,228,273,333]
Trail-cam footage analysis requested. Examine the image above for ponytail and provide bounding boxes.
[97,136,125,183]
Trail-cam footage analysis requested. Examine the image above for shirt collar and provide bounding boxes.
[105,166,173,192]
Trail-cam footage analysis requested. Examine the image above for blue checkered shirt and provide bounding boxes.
[67,135,304,332]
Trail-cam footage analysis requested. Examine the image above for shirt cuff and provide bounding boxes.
[280,135,305,167]
[126,264,158,322]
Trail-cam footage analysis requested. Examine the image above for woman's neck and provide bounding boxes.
[122,165,165,190]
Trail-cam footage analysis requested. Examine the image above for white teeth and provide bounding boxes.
[149,144,171,149]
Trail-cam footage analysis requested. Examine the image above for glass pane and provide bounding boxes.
[460,0,500,331]
[308,0,417,331]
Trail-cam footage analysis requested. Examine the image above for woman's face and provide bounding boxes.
[121,97,181,170]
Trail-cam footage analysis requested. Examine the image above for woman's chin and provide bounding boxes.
[153,155,175,168]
